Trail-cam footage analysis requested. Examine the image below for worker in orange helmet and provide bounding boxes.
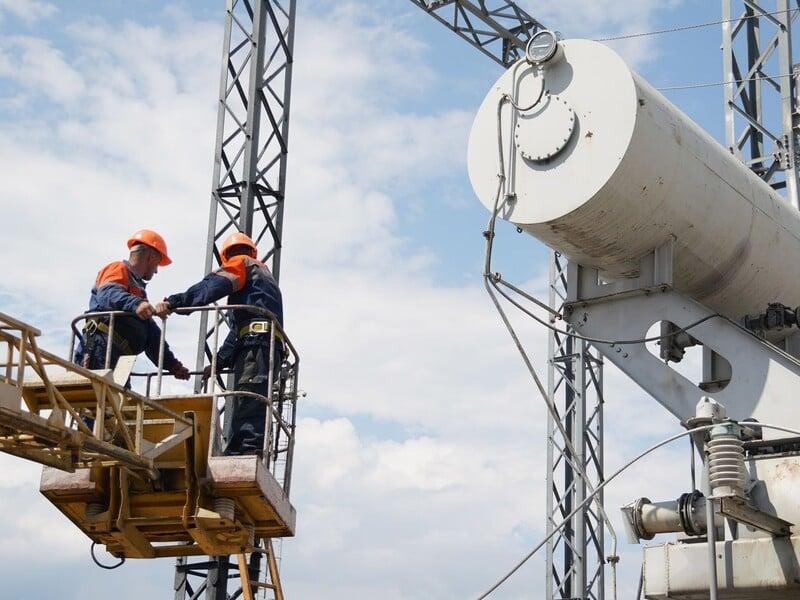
[158,232,283,455]
[74,229,190,381]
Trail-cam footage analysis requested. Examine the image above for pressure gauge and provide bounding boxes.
[525,30,559,65]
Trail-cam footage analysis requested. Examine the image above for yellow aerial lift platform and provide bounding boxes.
[0,307,299,562]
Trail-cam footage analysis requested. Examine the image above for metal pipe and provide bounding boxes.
[640,500,684,534]
[483,91,620,589]
[208,306,221,457]
[284,362,298,496]
[68,329,76,364]
[622,492,718,541]
[155,316,167,396]
[105,313,115,369]
[263,325,276,462]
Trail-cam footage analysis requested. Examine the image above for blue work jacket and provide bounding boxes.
[166,255,283,368]
[75,260,178,369]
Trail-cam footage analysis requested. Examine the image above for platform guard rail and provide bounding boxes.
[1,305,299,495]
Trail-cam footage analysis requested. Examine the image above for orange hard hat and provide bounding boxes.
[220,232,258,262]
[127,229,172,266]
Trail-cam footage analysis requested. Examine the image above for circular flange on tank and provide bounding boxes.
[514,94,576,162]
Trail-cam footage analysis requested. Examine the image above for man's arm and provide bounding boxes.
[165,272,237,311]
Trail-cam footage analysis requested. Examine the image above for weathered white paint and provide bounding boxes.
[468,39,800,319]
[644,535,800,598]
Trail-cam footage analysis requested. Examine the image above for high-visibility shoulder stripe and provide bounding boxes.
[95,261,129,289]
[218,255,248,292]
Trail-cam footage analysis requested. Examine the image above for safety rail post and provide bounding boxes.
[134,398,144,454]
[262,325,276,467]
[16,332,26,388]
[104,313,115,370]
[283,361,298,495]
[4,339,13,383]
[208,306,222,457]
[68,329,76,364]
[156,316,167,396]
[94,374,107,440]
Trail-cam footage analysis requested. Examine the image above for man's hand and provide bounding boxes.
[202,365,213,381]
[135,301,156,320]
[155,300,172,318]
[169,361,190,380]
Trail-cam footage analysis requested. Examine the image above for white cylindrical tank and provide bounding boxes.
[467,39,800,319]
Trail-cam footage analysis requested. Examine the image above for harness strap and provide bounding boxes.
[84,320,134,355]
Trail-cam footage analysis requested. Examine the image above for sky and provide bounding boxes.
[0,1,793,599]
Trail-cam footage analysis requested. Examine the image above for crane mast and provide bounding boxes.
[177,1,297,598]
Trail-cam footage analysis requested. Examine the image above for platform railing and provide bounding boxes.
[69,304,299,495]
[0,312,191,477]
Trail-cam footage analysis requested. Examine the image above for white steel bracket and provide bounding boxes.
[566,238,674,305]
[562,246,800,433]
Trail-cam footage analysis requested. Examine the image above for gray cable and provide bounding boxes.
[476,421,800,598]
[594,8,796,42]
[659,72,795,91]
[485,89,620,598]
[489,274,720,345]
[476,424,714,599]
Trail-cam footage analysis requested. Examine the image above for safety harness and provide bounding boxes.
[81,319,134,368]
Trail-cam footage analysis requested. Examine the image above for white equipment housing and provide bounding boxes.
[468,38,800,599]
[467,39,800,320]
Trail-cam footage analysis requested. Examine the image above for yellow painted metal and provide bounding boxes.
[0,312,296,560]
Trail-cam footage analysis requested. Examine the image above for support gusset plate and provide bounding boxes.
[565,287,800,433]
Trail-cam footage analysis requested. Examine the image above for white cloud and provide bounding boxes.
[0,0,57,23]
[0,36,84,104]
[522,0,686,65]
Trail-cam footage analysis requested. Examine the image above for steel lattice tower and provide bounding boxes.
[174,1,297,598]
[722,0,800,209]
[408,2,607,598]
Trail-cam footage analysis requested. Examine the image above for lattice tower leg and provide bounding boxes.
[174,0,297,597]
[545,251,605,600]
[721,0,800,209]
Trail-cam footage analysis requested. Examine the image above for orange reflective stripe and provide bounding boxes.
[95,261,129,288]
[219,255,248,292]
[95,261,145,297]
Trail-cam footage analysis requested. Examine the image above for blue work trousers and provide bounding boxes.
[224,341,283,456]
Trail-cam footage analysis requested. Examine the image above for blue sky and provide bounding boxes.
[0,1,794,599]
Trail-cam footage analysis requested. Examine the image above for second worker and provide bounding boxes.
[159,232,284,456]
